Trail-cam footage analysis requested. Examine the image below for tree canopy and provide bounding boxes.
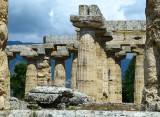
[122,56,136,103]
[10,62,27,100]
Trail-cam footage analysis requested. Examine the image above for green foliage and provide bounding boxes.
[33,111,37,117]
[10,62,27,100]
[122,56,136,103]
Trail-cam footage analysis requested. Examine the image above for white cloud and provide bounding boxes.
[49,8,54,18]
[8,0,145,43]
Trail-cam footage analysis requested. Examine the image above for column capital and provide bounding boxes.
[70,5,105,29]
[51,45,70,60]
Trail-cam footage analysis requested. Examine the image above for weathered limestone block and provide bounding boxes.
[0,51,10,110]
[0,21,8,50]
[134,54,144,105]
[0,0,8,24]
[25,86,89,109]
[76,29,97,101]
[71,53,78,89]
[37,57,51,86]
[53,60,66,87]
[142,0,160,111]
[25,59,37,94]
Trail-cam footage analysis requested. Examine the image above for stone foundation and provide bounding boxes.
[8,110,160,117]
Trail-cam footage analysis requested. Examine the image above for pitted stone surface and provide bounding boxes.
[44,35,77,45]
[37,59,51,86]
[9,97,28,110]
[105,21,146,31]
[8,110,160,117]
[25,86,89,107]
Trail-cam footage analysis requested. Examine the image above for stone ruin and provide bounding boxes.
[0,0,160,115]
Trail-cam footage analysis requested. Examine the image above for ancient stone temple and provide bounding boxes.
[0,0,10,110]
[2,0,160,114]
[4,5,146,106]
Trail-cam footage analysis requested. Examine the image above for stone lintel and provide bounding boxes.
[21,50,38,60]
[44,35,77,45]
[105,20,146,31]
[5,45,32,53]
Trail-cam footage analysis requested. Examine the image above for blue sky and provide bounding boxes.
[8,0,146,43]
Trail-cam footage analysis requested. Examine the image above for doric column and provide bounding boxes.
[95,38,108,102]
[0,0,10,110]
[134,53,144,104]
[0,51,10,110]
[107,53,117,103]
[53,60,66,87]
[115,60,122,103]
[76,29,97,100]
[142,0,160,111]
[37,57,52,86]
[70,5,106,101]
[51,45,70,87]
[25,58,37,94]
[71,53,78,89]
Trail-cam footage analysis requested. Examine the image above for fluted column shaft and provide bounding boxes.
[134,54,144,104]
[53,60,66,87]
[107,53,117,103]
[25,59,37,94]
[37,58,51,86]
[71,53,78,89]
[77,29,97,101]
[115,60,122,103]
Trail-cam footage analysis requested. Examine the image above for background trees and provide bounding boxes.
[10,62,27,100]
[122,56,136,103]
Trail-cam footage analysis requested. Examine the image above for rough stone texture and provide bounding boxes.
[53,60,66,87]
[9,97,28,110]
[0,0,8,24]
[142,0,160,111]
[37,58,51,86]
[134,54,144,105]
[0,21,8,50]
[25,86,89,108]
[95,38,108,102]
[0,51,10,110]
[70,5,105,29]
[0,0,9,111]
[105,20,146,31]
[51,46,70,59]
[115,60,122,103]
[71,53,78,89]
[107,53,117,103]
[8,110,160,117]
[25,59,37,94]
[44,35,77,45]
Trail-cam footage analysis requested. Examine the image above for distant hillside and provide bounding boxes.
[7,41,131,87]
[7,41,36,45]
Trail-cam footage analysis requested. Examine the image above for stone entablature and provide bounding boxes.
[105,20,146,31]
